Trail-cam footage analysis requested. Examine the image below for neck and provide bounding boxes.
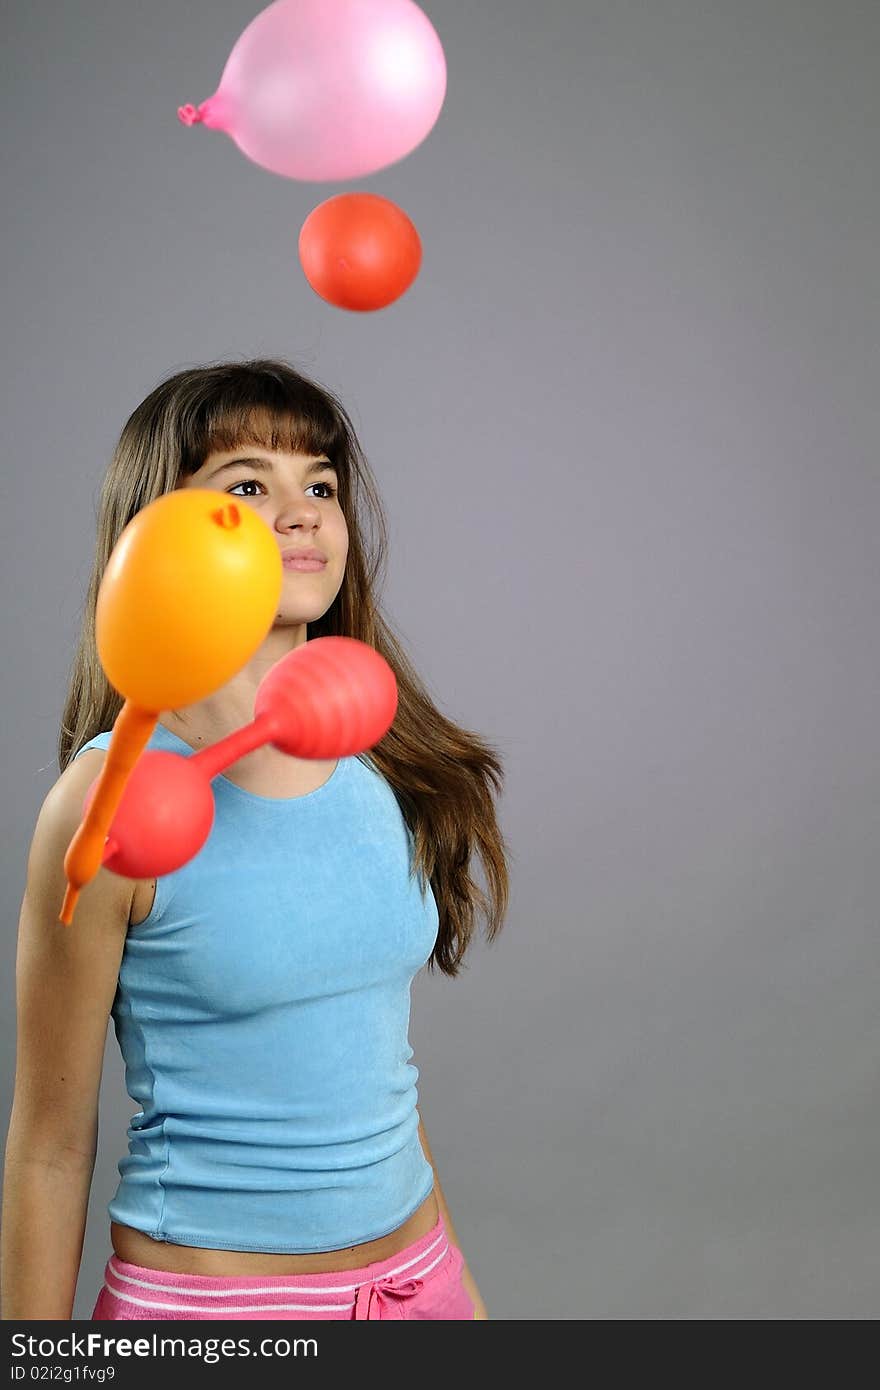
[167,623,308,741]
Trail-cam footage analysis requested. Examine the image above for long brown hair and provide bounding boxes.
[59,359,510,976]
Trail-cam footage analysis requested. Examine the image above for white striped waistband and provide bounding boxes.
[102,1229,449,1316]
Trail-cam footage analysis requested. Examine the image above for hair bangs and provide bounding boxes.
[181,376,346,474]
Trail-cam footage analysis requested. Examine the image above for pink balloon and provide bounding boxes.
[178,0,447,182]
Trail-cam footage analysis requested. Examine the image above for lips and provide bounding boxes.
[281,548,326,562]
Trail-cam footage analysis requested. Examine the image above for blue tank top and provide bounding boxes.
[73,723,438,1253]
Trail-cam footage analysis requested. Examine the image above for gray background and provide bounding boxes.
[2,0,878,1320]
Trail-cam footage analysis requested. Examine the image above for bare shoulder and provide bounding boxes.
[10,750,134,1160]
[27,748,134,929]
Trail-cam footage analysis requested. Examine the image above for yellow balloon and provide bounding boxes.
[96,490,282,709]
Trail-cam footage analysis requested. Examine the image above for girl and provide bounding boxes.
[1,359,510,1321]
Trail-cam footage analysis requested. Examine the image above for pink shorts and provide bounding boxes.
[91,1212,475,1321]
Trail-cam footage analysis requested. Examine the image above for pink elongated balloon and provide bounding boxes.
[178,0,447,181]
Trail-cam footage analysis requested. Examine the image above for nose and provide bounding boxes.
[273,489,321,535]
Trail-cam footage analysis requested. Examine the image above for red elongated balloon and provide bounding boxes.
[255,635,398,756]
[299,194,422,311]
[96,638,398,880]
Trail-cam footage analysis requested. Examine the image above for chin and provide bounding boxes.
[274,610,324,626]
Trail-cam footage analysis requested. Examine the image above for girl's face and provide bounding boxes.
[183,444,349,627]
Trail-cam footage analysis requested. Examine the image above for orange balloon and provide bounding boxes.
[61,490,283,925]
[96,490,283,709]
[298,193,422,312]
[61,703,160,925]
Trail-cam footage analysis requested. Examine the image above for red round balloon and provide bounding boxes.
[86,753,215,879]
[298,194,422,312]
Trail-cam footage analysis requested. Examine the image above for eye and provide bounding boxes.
[226,478,338,499]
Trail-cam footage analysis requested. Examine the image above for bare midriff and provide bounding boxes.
[110,1187,439,1274]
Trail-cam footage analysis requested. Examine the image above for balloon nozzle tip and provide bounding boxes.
[177,104,202,126]
[60,885,79,926]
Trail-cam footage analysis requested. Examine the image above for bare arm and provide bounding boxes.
[1,753,132,1320]
[418,1112,489,1319]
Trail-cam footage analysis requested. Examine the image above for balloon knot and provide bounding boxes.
[177,104,202,126]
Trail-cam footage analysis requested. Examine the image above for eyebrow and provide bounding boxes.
[204,455,337,481]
